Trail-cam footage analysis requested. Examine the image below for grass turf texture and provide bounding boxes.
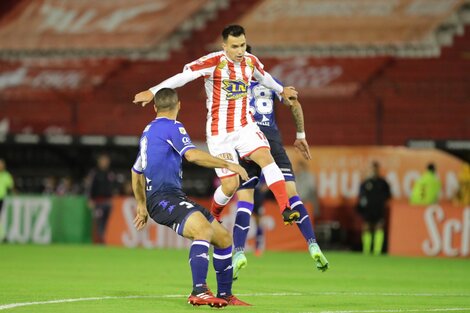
[1,245,469,312]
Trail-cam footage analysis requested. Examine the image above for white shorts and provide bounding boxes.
[207,123,270,178]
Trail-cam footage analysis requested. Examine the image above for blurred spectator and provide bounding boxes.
[454,164,470,206]
[0,158,14,242]
[41,176,57,195]
[85,154,117,244]
[357,161,391,255]
[295,160,320,219]
[56,176,80,196]
[410,163,441,205]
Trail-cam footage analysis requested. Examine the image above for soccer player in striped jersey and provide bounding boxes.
[231,46,329,280]
[132,88,250,306]
[134,25,300,227]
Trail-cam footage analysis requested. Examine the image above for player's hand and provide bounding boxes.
[281,86,298,105]
[294,138,312,160]
[227,163,249,181]
[133,204,149,230]
[133,90,154,107]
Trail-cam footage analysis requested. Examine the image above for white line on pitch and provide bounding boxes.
[320,308,470,313]
[1,292,469,311]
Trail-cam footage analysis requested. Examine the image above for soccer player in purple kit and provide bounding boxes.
[132,88,250,306]
[231,46,329,280]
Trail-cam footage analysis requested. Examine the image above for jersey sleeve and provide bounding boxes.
[183,53,220,75]
[132,154,143,174]
[149,54,220,95]
[149,70,201,95]
[250,55,283,94]
[167,122,196,156]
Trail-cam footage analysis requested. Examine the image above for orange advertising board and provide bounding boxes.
[286,147,463,204]
[389,202,470,257]
[105,196,310,250]
[105,147,466,253]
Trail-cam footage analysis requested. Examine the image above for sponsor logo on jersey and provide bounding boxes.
[222,79,248,100]
[257,120,270,126]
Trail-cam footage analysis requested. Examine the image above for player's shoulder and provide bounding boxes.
[174,121,188,135]
[186,51,224,69]
[245,52,260,64]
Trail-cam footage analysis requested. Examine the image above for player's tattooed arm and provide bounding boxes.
[290,99,305,134]
[290,100,312,160]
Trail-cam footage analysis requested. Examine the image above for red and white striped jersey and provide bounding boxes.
[149,51,283,137]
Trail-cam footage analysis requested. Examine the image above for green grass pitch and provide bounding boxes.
[1,244,469,312]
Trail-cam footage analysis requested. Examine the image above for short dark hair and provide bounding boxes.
[222,25,245,41]
[154,88,179,111]
[246,44,252,53]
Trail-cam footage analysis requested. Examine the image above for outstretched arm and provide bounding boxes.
[290,99,312,160]
[131,169,148,230]
[184,149,249,181]
[133,70,201,107]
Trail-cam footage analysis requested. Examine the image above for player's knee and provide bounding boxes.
[221,177,239,196]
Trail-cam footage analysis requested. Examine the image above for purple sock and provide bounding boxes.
[290,195,316,244]
[233,201,253,252]
[213,246,233,297]
[189,240,210,290]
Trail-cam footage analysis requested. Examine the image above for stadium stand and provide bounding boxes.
[0,0,469,193]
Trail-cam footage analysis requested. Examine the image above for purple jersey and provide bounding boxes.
[133,117,195,198]
[248,78,283,138]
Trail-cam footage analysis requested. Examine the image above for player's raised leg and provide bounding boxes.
[286,181,329,271]
[248,147,300,225]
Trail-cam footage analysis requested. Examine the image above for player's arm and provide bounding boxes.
[133,55,218,107]
[184,149,249,181]
[289,99,312,160]
[131,155,148,230]
[133,71,201,107]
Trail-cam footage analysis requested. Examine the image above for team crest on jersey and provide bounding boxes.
[179,127,187,134]
[245,57,255,71]
[222,79,248,100]
[217,60,228,69]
